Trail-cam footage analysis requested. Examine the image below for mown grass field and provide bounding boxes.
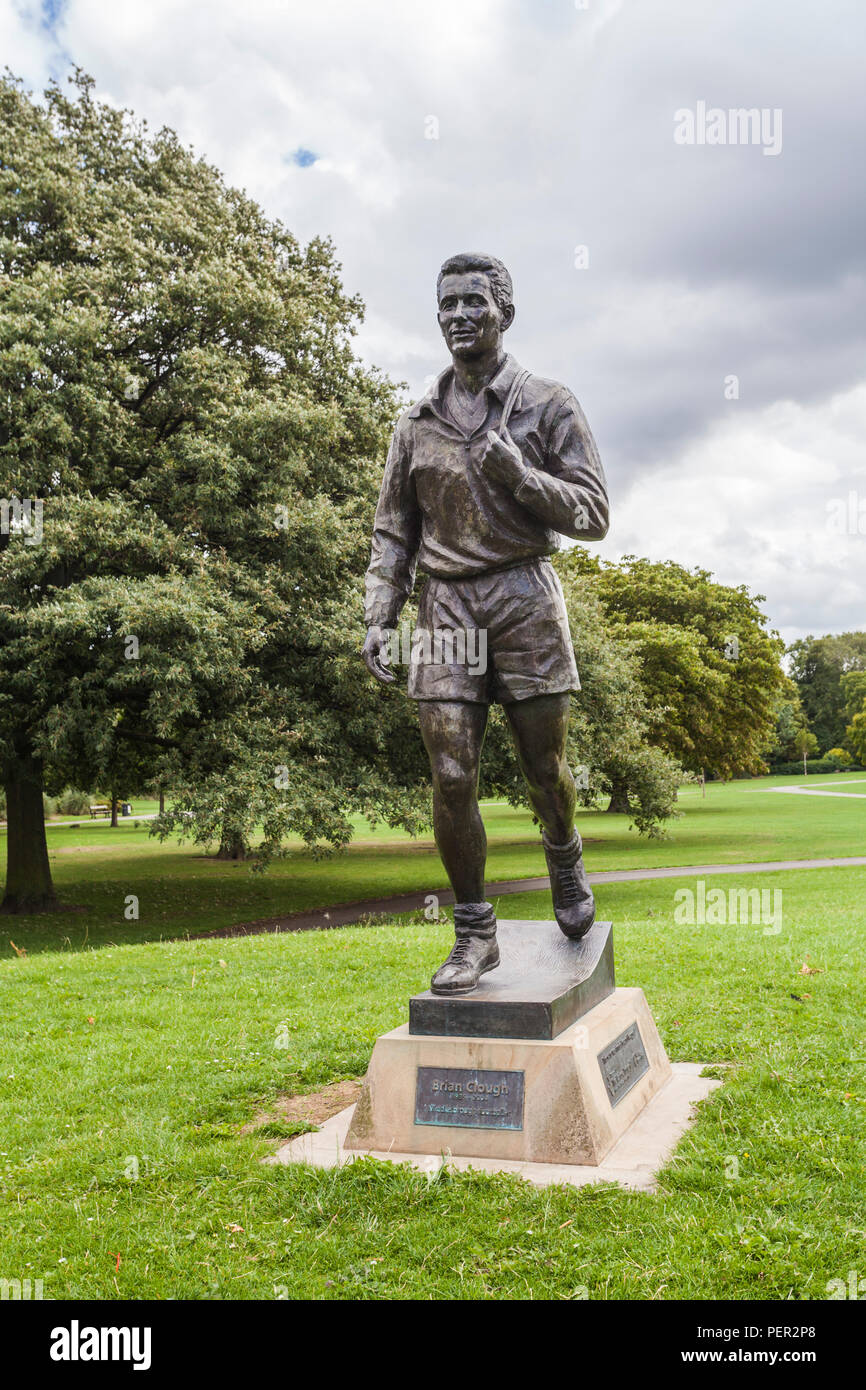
[2,772,865,958]
[1,775,864,1299]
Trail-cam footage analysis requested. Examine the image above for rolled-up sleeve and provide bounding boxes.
[512,390,609,540]
[364,420,422,628]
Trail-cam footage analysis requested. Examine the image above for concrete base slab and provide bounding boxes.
[267,1063,721,1192]
[344,987,672,1165]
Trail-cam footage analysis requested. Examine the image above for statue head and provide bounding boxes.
[436,253,515,362]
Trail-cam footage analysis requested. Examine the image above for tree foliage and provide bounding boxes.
[787,632,866,754]
[558,551,786,778]
[764,677,811,764]
[0,70,428,907]
[847,708,866,767]
[478,575,683,836]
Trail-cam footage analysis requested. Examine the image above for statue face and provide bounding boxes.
[437,271,512,361]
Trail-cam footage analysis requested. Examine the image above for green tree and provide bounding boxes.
[788,632,866,753]
[793,726,819,774]
[1,70,427,912]
[559,583,682,833]
[842,675,866,768]
[559,551,786,780]
[840,670,866,727]
[824,747,852,769]
[544,565,682,832]
[764,678,811,764]
[847,707,866,767]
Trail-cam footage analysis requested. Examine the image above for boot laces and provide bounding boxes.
[556,867,581,906]
[449,935,477,965]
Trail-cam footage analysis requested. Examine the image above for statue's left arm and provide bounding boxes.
[483,388,609,541]
[510,390,609,541]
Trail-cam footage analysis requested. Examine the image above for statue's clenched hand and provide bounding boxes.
[361,624,395,684]
[478,427,528,488]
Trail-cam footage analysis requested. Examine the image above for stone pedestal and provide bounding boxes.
[409,918,615,1039]
[344,920,673,1168]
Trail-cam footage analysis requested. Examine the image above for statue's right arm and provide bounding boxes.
[362,422,422,684]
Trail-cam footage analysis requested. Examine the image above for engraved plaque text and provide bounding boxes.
[598,1023,649,1106]
[414,1066,525,1130]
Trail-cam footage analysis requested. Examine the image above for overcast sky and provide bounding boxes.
[4,0,866,644]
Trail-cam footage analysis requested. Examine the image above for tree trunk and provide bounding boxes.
[159,788,165,816]
[110,793,119,828]
[1,751,60,913]
[216,831,247,861]
[606,777,632,814]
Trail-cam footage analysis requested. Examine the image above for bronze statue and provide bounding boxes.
[362,254,609,994]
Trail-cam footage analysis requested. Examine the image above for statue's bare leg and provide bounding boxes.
[504,691,595,939]
[502,692,575,842]
[417,699,499,993]
[417,699,489,901]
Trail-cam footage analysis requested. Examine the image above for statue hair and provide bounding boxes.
[437,254,513,313]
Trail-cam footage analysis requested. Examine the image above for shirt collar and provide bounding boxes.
[406,353,522,419]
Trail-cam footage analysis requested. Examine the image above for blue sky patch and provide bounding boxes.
[41,0,65,32]
[286,147,318,168]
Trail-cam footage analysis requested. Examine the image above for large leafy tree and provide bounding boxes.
[0,70,427,912]
[477,574,682,835]
[763,677,811,764]
[787,632,866,754]
[556,580,682,832]
[840,671,866,745]
[558,551,786,780]
[847,705,866,766]
[842,668,866,767]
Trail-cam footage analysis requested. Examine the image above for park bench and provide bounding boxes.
[88,804,109,818]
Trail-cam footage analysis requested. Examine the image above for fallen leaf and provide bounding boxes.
[799,961,822,976]
[9,941,27,958]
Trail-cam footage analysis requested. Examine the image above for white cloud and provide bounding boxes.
[599,384,866,643]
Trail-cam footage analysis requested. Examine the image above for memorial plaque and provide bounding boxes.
[414,1066,524,1130]
[597,1022,649,1107]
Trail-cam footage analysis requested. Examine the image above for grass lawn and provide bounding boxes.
[1,867,864,1299]
[1,772,864,958]
[1,776,863,1300]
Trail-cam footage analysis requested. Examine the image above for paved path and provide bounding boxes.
[772,787,866,799]
[198,855,866,940]
[43,813,159,827]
